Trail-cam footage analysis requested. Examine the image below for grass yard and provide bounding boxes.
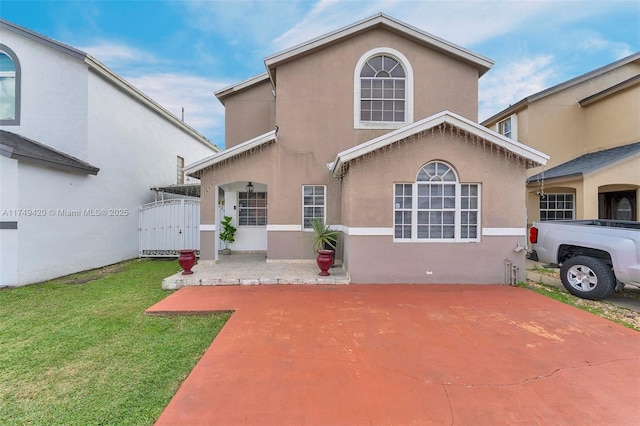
[0,259,230,425]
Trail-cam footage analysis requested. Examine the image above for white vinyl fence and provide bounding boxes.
[139,199,200,257]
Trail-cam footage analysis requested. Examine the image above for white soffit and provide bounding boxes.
[184,130,277,175]
[332,110,549,177]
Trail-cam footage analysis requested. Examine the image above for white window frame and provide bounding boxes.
[238,191,267,226]
[393,162,481,242]
[302,185,326,230]
[497,114,518,140]
[0,44,21,125]
[354,47,413,130]
[176,156,184,184]
[540,193,574,221]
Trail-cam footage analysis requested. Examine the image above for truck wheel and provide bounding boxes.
[560,256,615,300]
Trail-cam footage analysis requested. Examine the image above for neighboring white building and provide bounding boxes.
[0,20,220,287]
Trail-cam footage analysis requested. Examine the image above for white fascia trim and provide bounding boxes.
[332,110,549,176]
[266,224,302,232]
[332,225,393,236]
[266,224,393,236]
[264,14,492,75]
[85,57,219,152]
[344,227,393,236]
[482,227,526,236]
[214,72,270,103]
[185,130,277,174]
[200,224,216,231]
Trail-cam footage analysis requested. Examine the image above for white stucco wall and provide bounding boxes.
[0,27,218,286]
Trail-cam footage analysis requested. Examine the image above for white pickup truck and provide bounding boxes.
[528,219,640,300]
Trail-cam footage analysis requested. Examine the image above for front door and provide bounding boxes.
[599,190,637,221]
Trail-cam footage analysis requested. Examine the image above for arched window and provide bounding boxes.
[394,161,480,241]
[0,44,20,125]
[354,48,413,129]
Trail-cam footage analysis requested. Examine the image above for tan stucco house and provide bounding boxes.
[186,14,548,284]
[483,53,640,225]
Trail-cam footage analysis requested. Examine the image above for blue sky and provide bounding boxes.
[2,0,639,146]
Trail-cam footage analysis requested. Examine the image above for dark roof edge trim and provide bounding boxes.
[578,74,640,106]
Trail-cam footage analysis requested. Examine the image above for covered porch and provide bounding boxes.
[162,253,349,289]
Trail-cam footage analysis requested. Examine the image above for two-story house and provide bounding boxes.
[185,14,548,284]
[483,53,640,225]
[0,20,220,287]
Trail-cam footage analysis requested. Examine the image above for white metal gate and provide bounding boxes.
[139,199,200,257]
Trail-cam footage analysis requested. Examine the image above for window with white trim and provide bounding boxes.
[302,185,325,229]
[360,55,405,122]
[354,48,413,129]
[394,161,480,241]
[238,192,267,226]
[0,44,20,125]
[497,114,517,139]
[540,193,573,221]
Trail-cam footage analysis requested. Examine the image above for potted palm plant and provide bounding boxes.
[219,215,236,255]
[310,218,337,276]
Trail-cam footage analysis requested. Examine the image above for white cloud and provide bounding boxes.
[78,41,229,145]
[126,73,228,144]
[270,0,637,53]
[572,33,634,59]
[479,55,556,121]
[78,41,160,66]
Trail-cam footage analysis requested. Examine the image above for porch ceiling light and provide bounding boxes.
[246,182,254,193]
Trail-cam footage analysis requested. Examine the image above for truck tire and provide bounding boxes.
[560,256,615,300]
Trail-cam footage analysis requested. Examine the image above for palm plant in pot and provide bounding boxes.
[310,218,337,276]
[219,215,236,255]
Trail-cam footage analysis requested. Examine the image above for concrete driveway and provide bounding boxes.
[146,285,640,425]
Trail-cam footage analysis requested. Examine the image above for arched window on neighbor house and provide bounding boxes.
[0,44,20,125]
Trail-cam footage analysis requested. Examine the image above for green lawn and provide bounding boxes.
[0,259,230,425]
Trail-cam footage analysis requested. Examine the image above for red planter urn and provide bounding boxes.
[178,249,197,275]
[316,249,334,276]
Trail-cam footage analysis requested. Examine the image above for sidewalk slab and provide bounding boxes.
[147,285,640,425]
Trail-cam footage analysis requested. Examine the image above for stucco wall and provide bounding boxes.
[582,85,640,153]
[223,80,276,148]
[0,29,218,286]
[339,129,528,283]
[523,62,640,177]
[342,131,527,228]
[345,235,525,284]
[0,29,89,159]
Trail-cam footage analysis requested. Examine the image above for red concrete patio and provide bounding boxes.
[146,285,640,425]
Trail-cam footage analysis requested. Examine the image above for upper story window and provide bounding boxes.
[360,55,405,122]
[497,114,517,140]
[0,44,20,125]
[394,161,480,242]
[354,48,413,129]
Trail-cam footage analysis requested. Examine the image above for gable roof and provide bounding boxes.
[0,130,100,175]
[0,19,219,152]
[264,13,494,87]
[215,73,270,105]
[331,110,548,178]
[482,52,640,125]
[527,142,640,184]
[578,74,640,107]
[185,129,277,178]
